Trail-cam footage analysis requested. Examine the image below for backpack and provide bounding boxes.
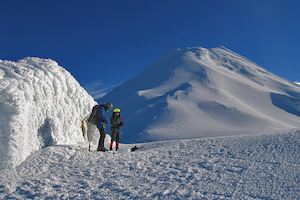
[88,104,104,125]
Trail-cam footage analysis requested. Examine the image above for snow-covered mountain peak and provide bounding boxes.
[99,46,300,143]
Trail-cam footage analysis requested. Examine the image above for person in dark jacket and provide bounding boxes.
[110,108,124,151]
[89,102,113,152]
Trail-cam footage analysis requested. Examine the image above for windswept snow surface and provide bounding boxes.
[100,46,300,143]
[0,58,95,169]
[1,47,300,199]
[0,129,299,199]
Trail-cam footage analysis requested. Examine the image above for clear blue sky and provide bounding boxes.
[1,0,300,98]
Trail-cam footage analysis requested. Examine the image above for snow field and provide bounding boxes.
[1,130,299,199]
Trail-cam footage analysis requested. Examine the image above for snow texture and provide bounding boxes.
[0,130,299,199]
[0,57,96,169]
[100,46,300,143]
[1,46,300,199]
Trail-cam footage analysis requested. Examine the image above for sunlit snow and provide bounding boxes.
[1,47,300,199]
[0,57,96,169]
[100,46,300,143]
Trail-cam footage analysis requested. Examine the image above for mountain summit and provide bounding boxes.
[99,46,300,143]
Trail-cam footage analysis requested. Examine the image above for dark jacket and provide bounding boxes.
[97,106,108,123]
[89,105,108,128]
[110,114,123,133]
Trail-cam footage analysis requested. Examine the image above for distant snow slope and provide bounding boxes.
[0,58,95,169]
[99,46,300,143]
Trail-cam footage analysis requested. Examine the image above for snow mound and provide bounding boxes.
[100,46,300,143]
[0,57,95,169]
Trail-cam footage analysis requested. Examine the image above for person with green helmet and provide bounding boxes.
[109,108,124,151]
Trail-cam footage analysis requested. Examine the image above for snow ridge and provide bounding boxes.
[99,46,300,143]
[0,58,95,169]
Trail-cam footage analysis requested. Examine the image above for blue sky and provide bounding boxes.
[1,0,300,98]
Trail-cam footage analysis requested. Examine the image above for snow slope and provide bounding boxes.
[0,129,299,199]
[0,58,96,169]
[99,46,300,143]
[1,46,300,199]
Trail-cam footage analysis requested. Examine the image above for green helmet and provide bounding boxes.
[114,108,120,113]
[105,103,113,110]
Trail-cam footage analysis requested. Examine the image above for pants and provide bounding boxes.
[97,126,106,150]
[111,132,120,142]
[110,132,120,150]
